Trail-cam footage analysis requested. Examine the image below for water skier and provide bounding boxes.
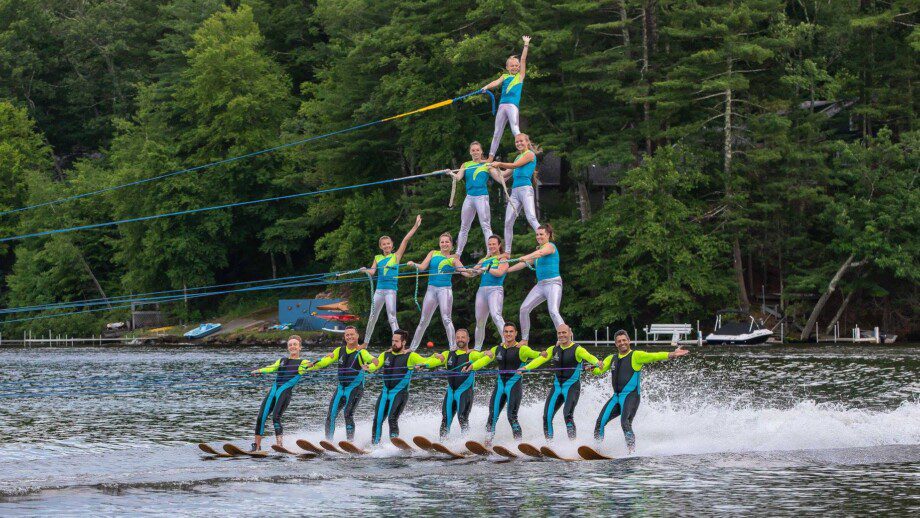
[506,224,564,344]
[249,335,313,451]
[593,330,689,453]
[447,141,503,257]
[428,328,492,438]
[471,235,508,351]
[406,233,467,351]
[480,35,531,162]
[489,133,540,254]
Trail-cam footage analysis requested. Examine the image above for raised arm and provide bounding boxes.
[519,35,530,77]
[394,215,422,261]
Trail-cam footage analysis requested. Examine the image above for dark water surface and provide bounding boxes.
[1,344,917,516]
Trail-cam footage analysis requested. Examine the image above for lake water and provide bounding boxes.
[1,344,917,516]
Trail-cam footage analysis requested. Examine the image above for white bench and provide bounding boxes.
[644,323,693,342]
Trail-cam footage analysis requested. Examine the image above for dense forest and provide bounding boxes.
[0,0,916,342]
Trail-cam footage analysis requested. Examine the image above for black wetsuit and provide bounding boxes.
[371,351,416,444]
[593,350,668,448]
[324,347,371,441]
[540,344,591,440]
[439,350,477,438]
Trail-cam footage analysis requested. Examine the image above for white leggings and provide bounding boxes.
[504,186,540,253]
[474,286,505,351]
[489,103,521,158]
[520,277,565,341]
[410,286,456,351]
[456,195,492,257]
[366,289,399,342]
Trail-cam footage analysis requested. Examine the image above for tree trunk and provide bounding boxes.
[732,237,749,311]
[78,253,110,308]
[799,253,861,340]
[824,289,856,336]
[618,1,630,45]
[270,252,277,279]
[576,180,592,221]
[641,3,653,155]
[723,63,748,311]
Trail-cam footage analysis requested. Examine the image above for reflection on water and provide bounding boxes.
[0,345,917,515]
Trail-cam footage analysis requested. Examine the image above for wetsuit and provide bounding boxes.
[367,350,438,444]
[254,357,309,437]
[308,345,377,441]
[456,161,493,257]
[429,349,487,438]
[593,350,670,449]
[524,342,599,440]
[470,342,542,440]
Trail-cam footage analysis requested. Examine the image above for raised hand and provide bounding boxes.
[522,35,531,45]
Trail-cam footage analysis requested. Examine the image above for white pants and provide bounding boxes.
[456,195,493,256]
[410,286,456,351]
[474,286,505,351]
[504,186,540,253]
[489,103,521,158]
[520,277,565,341]
[366,289,399,342]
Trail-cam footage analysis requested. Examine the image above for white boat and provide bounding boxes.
[705,310,773,345]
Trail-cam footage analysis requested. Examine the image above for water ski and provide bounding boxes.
[577,445,614,461]
[465,440,492,456]
[430,442,466,459]
[338,441,369,455]
[271,444,298,455]
[319,440,343,453]
[539,446,574,461]
[517,443,543,458]
[390,437,414,451]
[296,439,324,454]
[222,443,268,458]
[492,445,518,459]
[412,436,435,451]
[198,443,232,458]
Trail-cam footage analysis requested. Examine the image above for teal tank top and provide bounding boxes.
[428,251,455,288]
[511,151,536,188]
[375,253,399,290]
[535,243,560,281]
[463,161,489,196]
[499,73,524,106]
[479,255,505,288]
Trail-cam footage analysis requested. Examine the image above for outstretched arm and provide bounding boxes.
[519,35,530,77]
[517,243,556,264]
[394,215,422,262]
[506,260,531,274]
[307,347,341,371]
[481,76,504,92]
[492,150,534,170]
[409,250,435,271]
[592,355,614,376]
[250,359,281,376]
[362,258,377,277]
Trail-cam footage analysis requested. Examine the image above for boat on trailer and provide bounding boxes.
[705,310,772,345]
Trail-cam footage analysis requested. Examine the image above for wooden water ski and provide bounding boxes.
[539,446,574,461]
[338,440,369,455]
[430,442,466,459]
[319,440,343,453]
[491,445,517,459]
[412,436,435,451]
[295,439,324,454]
[465,440,492,456]
[198,443,233,457]
[577,445,614,461]
[390,437,414,451]
[271,444,298,455]
[517,443,543,458]
[222,443,268,458]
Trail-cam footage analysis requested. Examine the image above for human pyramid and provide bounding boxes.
[236,37,689,460]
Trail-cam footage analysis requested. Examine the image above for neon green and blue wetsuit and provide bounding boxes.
[254,357,309,437]
[429,349,487,438]
[308,345,377,441]
[367,350,438,444]
[524,342,600,440]
[470,342,542,440]
[593,350,670,449]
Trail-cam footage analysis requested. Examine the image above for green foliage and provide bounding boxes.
[0,0,916,338]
